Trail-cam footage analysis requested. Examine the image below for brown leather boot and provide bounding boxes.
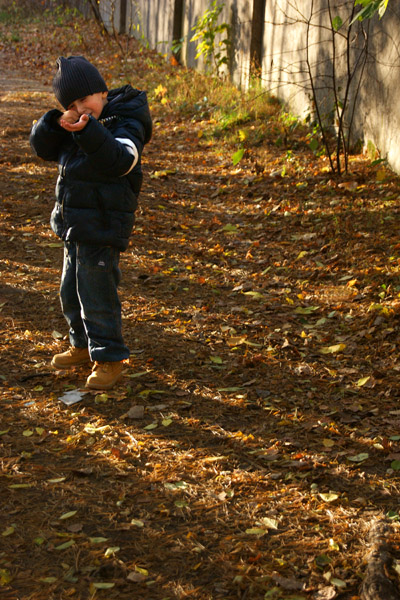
[51,346,91,369]
[85,361,124,390]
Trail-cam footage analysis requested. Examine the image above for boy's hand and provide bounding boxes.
[58,109,79,124]
[58,112,89,132]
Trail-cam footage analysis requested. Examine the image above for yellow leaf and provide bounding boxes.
[356,376,370,387]
[347,279,357,287]
[245,527,267,536]
[59,511,77,520]
[154,84,167,97]
[226,335,247,347]
[329,538,340,551]
[104,546,120,557]
[131,519,144,527]
[150,169,176,179]
[0,569,12,585]
[94,393,108,404]
[320,343,346,354]
[319,492,339,502]
[8,483,32,489]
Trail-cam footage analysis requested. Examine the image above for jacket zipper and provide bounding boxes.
[60,148,77,220]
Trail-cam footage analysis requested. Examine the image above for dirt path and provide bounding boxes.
[0,69,50,91]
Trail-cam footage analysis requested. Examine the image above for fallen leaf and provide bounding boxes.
[55,540,75,551]
[127,571,147,582]
[226,335,247,346]
[59,511,77,520]
[322,439,335,448]
[356,376,370,387]
[320,344,346,354]
[0,569,12,585]
[8,484,32,489]
[67,523,83,533]
[150,169,176,178]
[331,577,346,589]
[104,546,120,557]
[347,453,369,462]
[245,527,267,536]
[131,519,144,527]
[260,517,279,530]
[319,493,339,502]
[92,582,115,589]
[210,355,223,364]
[94,393,108,403]
[271,571,306,590]
[313,586,337,599]
[126,405,145,419]
[40,577,57,583]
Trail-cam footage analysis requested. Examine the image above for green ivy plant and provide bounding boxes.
[190,1,231,78]
[352,0,388,22]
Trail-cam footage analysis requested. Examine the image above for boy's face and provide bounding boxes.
[67,91,108,120]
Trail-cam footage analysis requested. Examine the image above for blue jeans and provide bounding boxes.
[60,242,129,362]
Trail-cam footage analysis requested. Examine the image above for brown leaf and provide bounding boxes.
[271,572,306,590]
[67,522,83,533]
[126,405,145,420]
[127,571,147,583]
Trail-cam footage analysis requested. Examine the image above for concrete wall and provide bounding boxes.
[84,0,400,173]
[167,0,252,82]
[127,0,175,55]
[260,1,400,171]
[361,7,400,172]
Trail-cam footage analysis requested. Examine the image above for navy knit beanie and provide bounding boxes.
[52,56,108,110]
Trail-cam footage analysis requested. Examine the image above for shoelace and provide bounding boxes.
[92,362,114,372]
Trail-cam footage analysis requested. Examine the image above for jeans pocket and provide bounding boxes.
[77,244,118,273]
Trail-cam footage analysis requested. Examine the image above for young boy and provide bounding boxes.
[30,56,152,390]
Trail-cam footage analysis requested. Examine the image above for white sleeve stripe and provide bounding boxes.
[115,137,139,174]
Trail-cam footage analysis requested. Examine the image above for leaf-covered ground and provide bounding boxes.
[1,8,400,600]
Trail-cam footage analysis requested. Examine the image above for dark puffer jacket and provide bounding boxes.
[30,85,152,250]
